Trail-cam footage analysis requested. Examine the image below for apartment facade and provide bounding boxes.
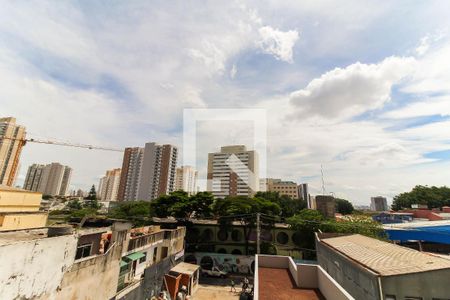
[23,164,45,191]
[207,145,259,198]
[174,165,198,195]
[0,222,186,300]
[23,163,72,196]
[370,196,388,211]
[118,142,178,201]
[98,168,121,201]
[0,117,26,187]
[262,178,299,199]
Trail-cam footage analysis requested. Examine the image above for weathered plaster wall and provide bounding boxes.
[0,234,78,300]
[43,247,121,300]
[0,212,48,231]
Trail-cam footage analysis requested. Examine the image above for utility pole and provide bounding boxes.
[256,213,261,254]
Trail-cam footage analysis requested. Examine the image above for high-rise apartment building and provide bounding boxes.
[370,196,388,211]
[0,117,26,186]
[262,178,299,199]
[174,166,198,195]
[23,164,45,191]
[298,183,311,207]
[23,162,72,196]
[207,145,259,198]
[98,168,121,201]
[117,147,144,201]
[118,142,177,201]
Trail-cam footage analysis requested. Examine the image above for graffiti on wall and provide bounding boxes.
[184,252,255,275]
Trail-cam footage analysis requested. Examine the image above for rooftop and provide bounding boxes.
[0,228,48,245]
[258,267,324,300]
[320,234,450,276]
[0,185,41,194]
[0,226,109,246]
[170,262,199,275]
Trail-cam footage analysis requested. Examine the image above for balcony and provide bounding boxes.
[254,255,354,300]
[127,230,164,253]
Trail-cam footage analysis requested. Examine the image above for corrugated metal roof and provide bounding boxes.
[321,234,450,276]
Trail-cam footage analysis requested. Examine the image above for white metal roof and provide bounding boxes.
[321,234,450,276]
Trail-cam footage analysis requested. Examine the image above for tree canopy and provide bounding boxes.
[335,198,354,215]
[287,209,384,259]
[150,191,215,218]
[392,185,450,210]
[85,185,97,200]
[255,191,306,219]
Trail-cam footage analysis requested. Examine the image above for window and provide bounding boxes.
[139,253,147,264]
[75,243,92,259]
[161,247,168,259]
[153,247,158,262]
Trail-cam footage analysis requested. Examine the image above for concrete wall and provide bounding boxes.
[256,254,289,269]
[45,246,121,300]
[297,264,318,288]
[0,212,48,231]
[381,268,450,300]
[0,234,78,299]
[317,267,355,300]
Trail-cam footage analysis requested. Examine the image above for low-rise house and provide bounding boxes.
[316,233,450,300]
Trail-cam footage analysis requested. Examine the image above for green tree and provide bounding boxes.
[287,209,384,259]
[85,185,97,200]
[212,196,280,254]
[151,190,189,218]
[70,207,98,218]
[335,198,354,215]
[67,199,82,210]
[392,185,450,210]
[184,191,215,218]
[255,191,306,219]
[109,201,152,220]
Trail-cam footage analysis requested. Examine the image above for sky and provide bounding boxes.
[1,1,450,205]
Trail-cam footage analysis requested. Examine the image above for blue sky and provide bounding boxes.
[1,1,450,204]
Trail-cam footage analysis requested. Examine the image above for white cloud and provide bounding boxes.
[290,56,416,119]
[416,36,430,56]
[230,64,237,79]
[258,26,299,63]
[383,96,450,119]
[404,39,450,94]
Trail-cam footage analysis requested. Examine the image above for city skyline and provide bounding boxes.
[2,2,450,204]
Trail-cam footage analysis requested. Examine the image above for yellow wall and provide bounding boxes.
[0,188,42,212]
[0,213,48,231]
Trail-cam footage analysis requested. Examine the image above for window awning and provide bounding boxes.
[120,260,129,267]
[124,252,146,261]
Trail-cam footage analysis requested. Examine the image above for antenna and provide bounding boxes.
[321,164,325,195]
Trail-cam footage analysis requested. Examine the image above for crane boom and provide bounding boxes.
[0,136,123,152]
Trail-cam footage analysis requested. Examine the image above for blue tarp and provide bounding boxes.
[386,225,450,244]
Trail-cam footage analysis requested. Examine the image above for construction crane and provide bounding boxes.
[0,136,123,152]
